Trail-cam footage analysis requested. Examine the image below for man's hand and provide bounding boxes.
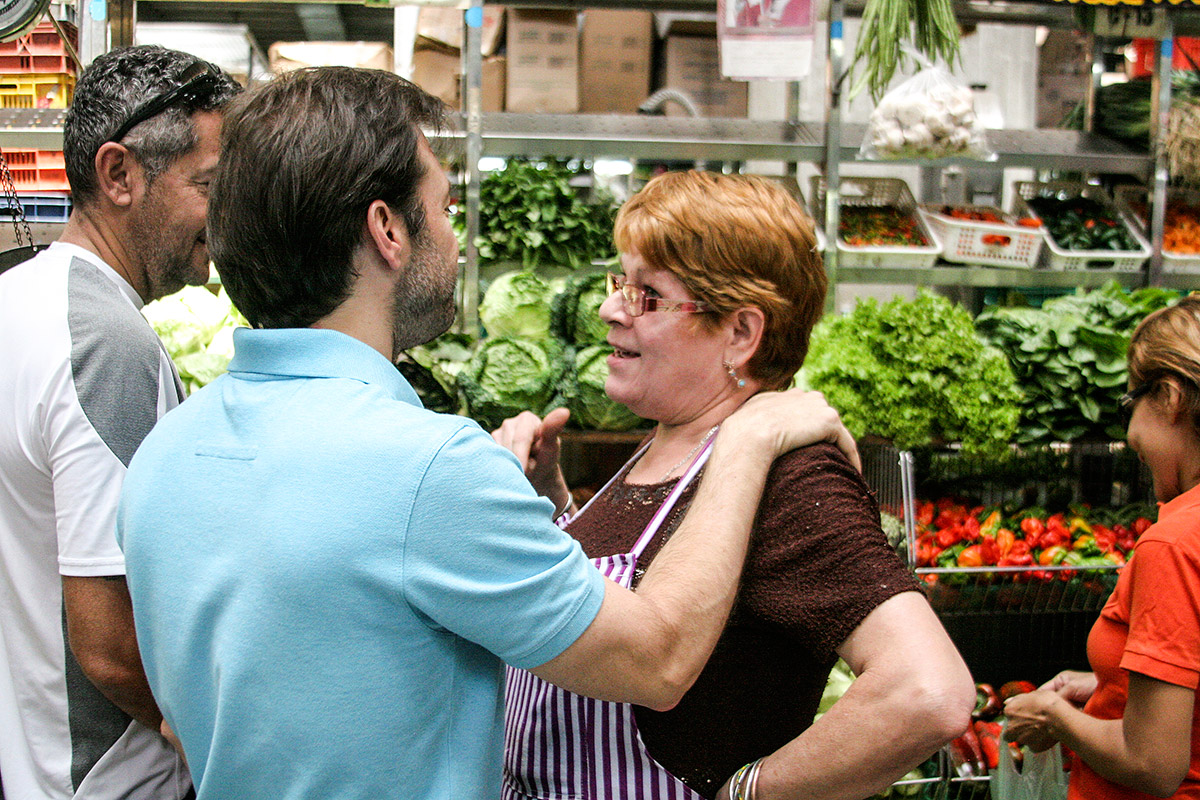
[492,407,573,512]
[722,389,860,471]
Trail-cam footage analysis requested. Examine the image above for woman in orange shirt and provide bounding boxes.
[1004,295,1200,799]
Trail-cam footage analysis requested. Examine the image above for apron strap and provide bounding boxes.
[629,433,716,559]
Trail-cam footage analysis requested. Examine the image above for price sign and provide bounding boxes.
[1093,6,1168,38]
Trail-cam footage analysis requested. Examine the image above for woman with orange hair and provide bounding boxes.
[494,170,974,800]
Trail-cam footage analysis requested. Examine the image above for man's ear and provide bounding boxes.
[93,142,141,208]
[364,199,411,273]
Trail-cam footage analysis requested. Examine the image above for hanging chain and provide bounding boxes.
[0,151,32,249]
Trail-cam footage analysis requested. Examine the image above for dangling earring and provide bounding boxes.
[724,360,746,389]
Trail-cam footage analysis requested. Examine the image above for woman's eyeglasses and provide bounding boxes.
[1119,382,1153,423]
[107,60,223,144]
[605,273,713,318]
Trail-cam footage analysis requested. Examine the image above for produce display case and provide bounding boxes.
[904,441,1153,687]
[1012,181,1151,273]
[917,204,1045,269]
[1113,184,1200,274]
[810,176,942,269]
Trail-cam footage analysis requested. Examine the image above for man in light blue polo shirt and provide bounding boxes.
[116,67,858,800]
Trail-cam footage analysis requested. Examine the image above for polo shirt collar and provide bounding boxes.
[228,327,420,406]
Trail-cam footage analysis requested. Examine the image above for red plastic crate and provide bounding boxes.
[1,148,68,190]
[0,21,77,75]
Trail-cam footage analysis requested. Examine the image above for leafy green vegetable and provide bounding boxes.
[561,344,644,431]
[458,159,617,270]
[551,272,610,346]
[805,291,1021,453]
[399,331,478,415]
[479,270,555,340]
[458,336,562,430]
[976,281,1180,443]
[142,286,247,394]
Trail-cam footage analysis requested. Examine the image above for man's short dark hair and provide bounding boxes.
[208,67,447,330]
[64,45,240,206]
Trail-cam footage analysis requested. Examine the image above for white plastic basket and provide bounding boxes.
[1113,185,1200,274]
[810,176,941,269]
[1012,181,1150,273]
[918,204,1045,269]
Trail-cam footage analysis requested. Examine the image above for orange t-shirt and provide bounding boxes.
[1070,483,1200,800]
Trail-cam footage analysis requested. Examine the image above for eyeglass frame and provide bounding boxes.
[605,272,714,318]
[1119,381,1154,422]
[106,60,223,145]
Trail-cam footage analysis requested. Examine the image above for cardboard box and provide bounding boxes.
[268,41,393,74]
[579,9,652,113]
[411,46,505,112]
[416,6,505,57]
[505,9,579,114]
[659,35,748,118]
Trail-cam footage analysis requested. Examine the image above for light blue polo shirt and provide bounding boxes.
[117,327,606,800]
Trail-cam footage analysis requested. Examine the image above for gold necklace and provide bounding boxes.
[659,425,720,482]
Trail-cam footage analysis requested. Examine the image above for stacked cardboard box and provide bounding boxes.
[578,10,652,114]
[411,6,506,112]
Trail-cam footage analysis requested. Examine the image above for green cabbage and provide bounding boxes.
[563,344,644,431]
[459,336,562,429]
[551,272,610,346]
[479,270,554,339]
[142,286,246,394]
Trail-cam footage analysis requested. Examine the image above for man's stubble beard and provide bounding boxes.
[390,230,458,361]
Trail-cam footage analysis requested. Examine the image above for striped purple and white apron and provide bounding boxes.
[502,438,713,800]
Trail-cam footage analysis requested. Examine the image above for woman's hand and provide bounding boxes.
[492,407,573,513]
[1002,690,1064,752]
[1041,670,1097,707]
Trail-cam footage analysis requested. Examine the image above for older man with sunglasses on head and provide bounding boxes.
[0,46,238,800]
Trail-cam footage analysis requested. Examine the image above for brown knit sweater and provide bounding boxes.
[565,441,921,799]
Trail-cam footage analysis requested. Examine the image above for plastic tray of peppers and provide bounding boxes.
[909,498,1155,614]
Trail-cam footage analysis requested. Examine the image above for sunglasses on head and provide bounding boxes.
[107,60,222,145]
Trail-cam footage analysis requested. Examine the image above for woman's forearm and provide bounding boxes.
[1041,676,1192,797]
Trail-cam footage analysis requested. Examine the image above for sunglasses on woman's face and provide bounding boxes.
[1119,382,1153,424]
[106,60,222,145]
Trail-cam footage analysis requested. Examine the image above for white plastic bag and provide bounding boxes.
[859,65,996,161]
[993,734,1070,800]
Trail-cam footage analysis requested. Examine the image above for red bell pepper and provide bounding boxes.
[973,720,1003,768]
[972,685,1002,721]
[1133,517,1153,536]
[999,680,1037,699]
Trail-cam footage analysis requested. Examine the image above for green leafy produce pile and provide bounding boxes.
[805,291,1022,453]
[559,344,643,432]
[459,159,618,270]
[457,336,563,430]
[976,281,1180,443]
[479,270,555,339]
[142,286,247,394]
